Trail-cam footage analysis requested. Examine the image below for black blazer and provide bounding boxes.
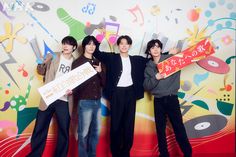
[93,50,148,101]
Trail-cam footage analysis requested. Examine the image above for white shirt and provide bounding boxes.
[55,55,73,102]
[117,56,133,87]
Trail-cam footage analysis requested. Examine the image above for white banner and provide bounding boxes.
[38,62,97,106]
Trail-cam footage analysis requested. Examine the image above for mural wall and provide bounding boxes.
[0,0,235,156]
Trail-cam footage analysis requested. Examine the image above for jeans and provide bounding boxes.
[78,99,101,157]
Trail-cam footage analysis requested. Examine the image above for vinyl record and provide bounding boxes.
[197,56,230,74]
[184,115,227,139]
[32,2,50,12]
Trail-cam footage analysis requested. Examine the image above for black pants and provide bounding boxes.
[110,86,136,157]
[154,95,192,157]
[27,100,70,157]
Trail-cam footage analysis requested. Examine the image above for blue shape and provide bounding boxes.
[192,100,209,110]
[227,3,234,10]
[43,41,56,59]
[177,92,185,99]
[101,104,110,116]
[205,10,212,17]
[209,2,216,8]
[225,21,232,27]
[230,12,236,18]
[216,100,233,116]
[208,19,215,26]
[218,0,225,5]
[36,58,43,64]
[216,24,223,30]
[193,72,209,86]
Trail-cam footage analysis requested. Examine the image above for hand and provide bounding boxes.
[65,89,73,96]
[43,54,53,64]
[169,47,180,55]
[93,62,102,73]
[155,73,165,80]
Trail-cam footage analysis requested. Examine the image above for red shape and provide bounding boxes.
[5,90,9,94]
[187,9,199,22]
[225,84,232,91]
[197,56,230,74]
[23,70,28,77]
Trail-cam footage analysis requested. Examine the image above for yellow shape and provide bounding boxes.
[0,22,28,53]
[186,24,207,47]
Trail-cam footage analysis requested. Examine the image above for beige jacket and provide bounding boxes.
[37,53,74,116]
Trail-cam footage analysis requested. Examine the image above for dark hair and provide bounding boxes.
[61,36,78,52]
[82,35,99,53]
[145,39,163,57]
[117,35,132,45]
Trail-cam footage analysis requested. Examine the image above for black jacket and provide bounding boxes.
[93,50,148,101]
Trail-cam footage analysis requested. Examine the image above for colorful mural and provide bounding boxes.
[0,0,235,156]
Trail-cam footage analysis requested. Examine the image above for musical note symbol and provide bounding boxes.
[220,75,232,91]
[82,3,96,15]
[105,22,120,44]
[96,22,120,45]
[17,64,28,77]
[128,5,144,26]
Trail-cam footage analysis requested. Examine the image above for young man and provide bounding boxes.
[93,35,148,157]
[143,39,192,157]
[27,36,78,157]
[72,35,105,157]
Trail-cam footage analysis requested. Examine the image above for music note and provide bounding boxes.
[105,22,120,45]
[17,64,28,77]
[219,75,232,91]
[82,3,96,15]
[128,5,144,26]
[96,22,120,45]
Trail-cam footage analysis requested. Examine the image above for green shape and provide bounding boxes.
[217,100,233,116]
[17,107,38,137]
[192,100,209,110]
[57,8,86,41]
[177,92,185,99]
[10,95,26,111]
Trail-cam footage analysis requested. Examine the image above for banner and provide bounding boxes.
[157,38,215,77]
[38,62,97,105]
